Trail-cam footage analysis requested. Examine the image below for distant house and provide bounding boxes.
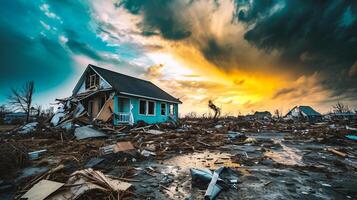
[325,112,357,121]
[4,112,27,124]
[253,111,272,119]
[285,106,322,121]
[71,64,182,125]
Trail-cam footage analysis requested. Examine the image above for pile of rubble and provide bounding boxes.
[0,115,357,199]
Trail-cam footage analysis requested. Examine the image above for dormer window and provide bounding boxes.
[85,69,99,89]
[89,74,97,88]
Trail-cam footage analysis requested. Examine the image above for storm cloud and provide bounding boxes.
[116,0,192,40]
[0,1,74,101]
[0,0,149,104]
[1,0,356,113]
[116,0,357,100]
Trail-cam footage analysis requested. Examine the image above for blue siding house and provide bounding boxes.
[72,64,182,125]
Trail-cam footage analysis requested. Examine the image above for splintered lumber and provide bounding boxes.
[49,168,132,200]
[327,148,347,158]
[95,96,114,122]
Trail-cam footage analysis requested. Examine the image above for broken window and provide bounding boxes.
[139,100,146,115]
[85,69,99,89]
[89,74,97,88]
[161,103,166,115]
[148,101,155,115]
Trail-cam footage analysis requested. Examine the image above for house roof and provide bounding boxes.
[329,112,356,116]
[286,105,321,117]
[254,111,271,115]
[299,106,321,116]
[89,64,182,103]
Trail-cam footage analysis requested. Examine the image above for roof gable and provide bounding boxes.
[72,66,112,95]
[88,64,182,103]
[285,105,321,117]
[299,106,321,116]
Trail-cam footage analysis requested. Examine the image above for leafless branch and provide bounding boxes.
[332,101,350,113]
[208,100,221,119]
[8,81,35,122]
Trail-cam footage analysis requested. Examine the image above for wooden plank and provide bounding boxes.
[95,97,114,122]
[327,148,347,157]
[21,180,64,200]
[114,141,135,152]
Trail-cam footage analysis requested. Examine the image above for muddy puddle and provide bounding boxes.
[163,150,239,169]
[264,139,305,166]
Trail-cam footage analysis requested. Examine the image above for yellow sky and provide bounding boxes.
[80,0,355,116]
[141,38,340,116]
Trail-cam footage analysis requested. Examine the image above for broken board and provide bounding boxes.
[95,97,114,122]
[21,180,64,200]
[114,141,135,152]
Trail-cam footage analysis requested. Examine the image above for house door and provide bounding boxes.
[88,100,94,118]
[118,98,124,112]
[118,98,129,112]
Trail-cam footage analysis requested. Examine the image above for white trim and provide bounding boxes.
[89,65,113,89]
[169,104,174,116]
[120,92,181,104]
[72,68,88,95]
[72,65,113,95]
[138,99,156,116]
[89,74,97,88]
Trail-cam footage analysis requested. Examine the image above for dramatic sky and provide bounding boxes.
[1,0,356,115]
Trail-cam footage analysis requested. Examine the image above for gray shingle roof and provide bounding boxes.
[89,64,182,103]
[299,106,321,116]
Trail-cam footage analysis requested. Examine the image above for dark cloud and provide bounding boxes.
[115,0,191,40]
[241,1,357,70]
[238,0,357,97]
[117,0,357,101]
[65,30,103,60]
[200,38,234,67]
[0,21,74,100]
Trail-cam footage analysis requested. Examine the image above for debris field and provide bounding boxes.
[0,116,357,200]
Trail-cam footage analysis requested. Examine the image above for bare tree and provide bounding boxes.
[0,104,9,122]
[208,100,221,119]
[274,109,282,119]
[185,112,197,119]
[332,101,350,113]
[34,105,42,117]
[8,81,35,123]
[0,104,8,114]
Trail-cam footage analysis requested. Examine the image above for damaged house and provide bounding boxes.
[285,105,322,121]
[253,111,272,119]
[59,64,181,125]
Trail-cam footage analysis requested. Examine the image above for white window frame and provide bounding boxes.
[89,74,97,88]
[138,99,156,116]
[160,103,166,116]
[139,99,147,115]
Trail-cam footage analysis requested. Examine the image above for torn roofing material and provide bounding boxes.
[88,64,182,103]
